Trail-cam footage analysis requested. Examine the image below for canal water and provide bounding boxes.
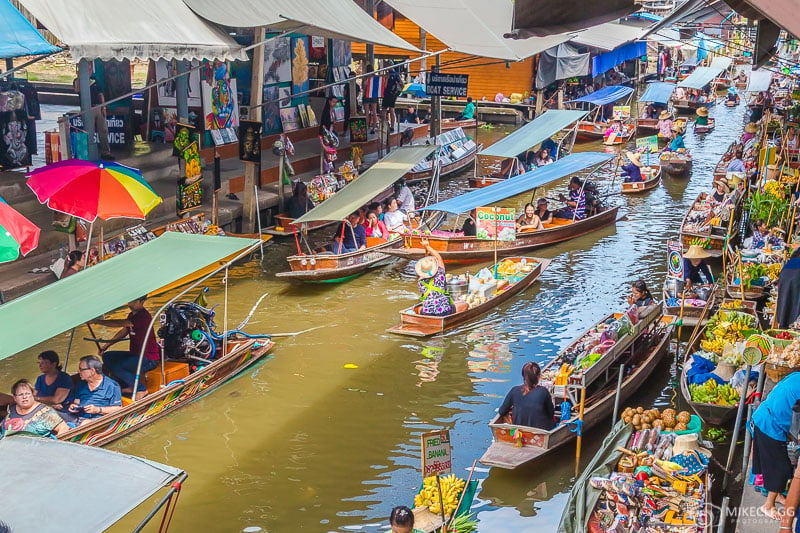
[2,101,747,532]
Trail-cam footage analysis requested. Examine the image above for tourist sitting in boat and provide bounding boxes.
[364,211,388,240]
[535,198,553,224]
[60,250,85,279]
[394,178,415,215]
[287,181,315,219]
[657,111,673,138]
[540,137,558,160]
[726,87,739,103]
[682,245,714,291]
[603,119,623,140]
[403,106,420,124]
[34,350,73,411]
[627,280,654,307]
[742,122,758,144]
[668,126,685,151]
[384,197,409,235]
[389,506,415,533]
[641,104,657,119]
[416,238,457,317]
[66,356,123,423]
[368,201,384,221]
[2,379,69,438]
[94,296,160,400]
[726,150,746,173]
[535,148,553,167]
[710,178,730,204]
[555,177,587,220]
[332,212,367,253]
[516,203,543,232]
[461,210,477,236]
[621,151,643,183]
[459,97,475,121]
[497,362,555,430]
[695,106,709,126]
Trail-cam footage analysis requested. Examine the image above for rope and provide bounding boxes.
[236,291,270,330]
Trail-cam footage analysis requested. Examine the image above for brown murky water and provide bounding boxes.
[3,100,747,532]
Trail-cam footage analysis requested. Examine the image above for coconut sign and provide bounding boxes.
[476,207,516,241]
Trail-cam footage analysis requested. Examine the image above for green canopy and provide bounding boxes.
[0,232,258,360]
[477,110,587,159]
[293,145,437,224]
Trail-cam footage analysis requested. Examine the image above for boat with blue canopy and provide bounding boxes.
[468,109,587,188]
[566,85,636,144]
[383,152,620,262]
[635,81,677,134]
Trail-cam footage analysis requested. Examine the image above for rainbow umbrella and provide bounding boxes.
[26,159,162,222]
[0,198,40,263]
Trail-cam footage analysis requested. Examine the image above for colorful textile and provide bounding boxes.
[2,403,63,437]
[418,267,454,316]
[363,75,384,100]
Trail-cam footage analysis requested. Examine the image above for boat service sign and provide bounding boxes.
[427,73,469,97]
[476,207,516,241]
[421,429,452,477]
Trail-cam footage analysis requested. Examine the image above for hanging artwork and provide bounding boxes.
[201,61,239,131]
[263,36,292,86]
[279,107,301,133]
[262,85,282,135]
[182,140,202,182]
[278,86,292,108]
[177,140,203,215]
[99,59,132,106]
[238,120,262,162]
[156,59,202,107]
[291,37,309,103]
[172,123,196,157]
[0,91,30,170]
[330,40,352,68]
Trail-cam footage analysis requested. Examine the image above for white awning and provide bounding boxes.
[383,0,573,60]
[709,56,733,71]
[18,0,245,62]
[746,69,774,93]
[570,22,647,51]
[184,0,421,52]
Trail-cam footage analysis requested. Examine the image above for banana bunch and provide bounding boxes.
[768,263,783,281]
[720,300,746,310]
[414,474,466,517]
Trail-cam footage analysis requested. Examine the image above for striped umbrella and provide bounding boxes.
[0,198,40,263]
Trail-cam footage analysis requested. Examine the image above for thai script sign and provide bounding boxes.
[421,429,452,477]
[427,73,469,97]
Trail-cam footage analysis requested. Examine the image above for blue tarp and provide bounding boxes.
[419,152,614,214]
[592,41,647,77]
[640,82,676,104]
[567,85,634,106]
[0,0,61,59]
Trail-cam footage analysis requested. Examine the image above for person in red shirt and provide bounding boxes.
[93,296,160,399]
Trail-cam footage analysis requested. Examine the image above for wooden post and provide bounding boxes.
[78,59,99,161]
[242,26,266,233]
[535,89,544,115]
[277,149,286,212]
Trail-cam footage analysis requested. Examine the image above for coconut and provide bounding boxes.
[677,411,691,424]
[674,422,688,431]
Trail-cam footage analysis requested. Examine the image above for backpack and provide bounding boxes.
[583,180,601,211]
[387,74,403,96]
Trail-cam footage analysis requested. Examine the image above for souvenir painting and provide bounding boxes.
[279,107,301,133]
[202,61,239,130]
[263,36,291,85]
[239,120,262,162]
[262,85,282,135]
[291,37,310,103]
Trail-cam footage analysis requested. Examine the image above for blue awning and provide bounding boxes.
[478,110,587,159]
[0,0,61,59]
[567,85,634,106]
[419,152,614,214]
[640,82,676,104]
[591,41,646,77]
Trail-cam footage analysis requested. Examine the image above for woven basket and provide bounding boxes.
[764,329,800,348]
[765,362,800,382]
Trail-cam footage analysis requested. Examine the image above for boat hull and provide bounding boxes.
[660,154,693,177]
[275,237,401,282]
[404,143,481,183]
[693,117,716,134]
[621,166,661,194]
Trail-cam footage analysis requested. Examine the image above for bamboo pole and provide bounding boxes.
[574,387,587,477]
[447,460,478,530]
[738,251,746,301]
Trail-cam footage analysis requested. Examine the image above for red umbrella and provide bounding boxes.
[0,198,40,263]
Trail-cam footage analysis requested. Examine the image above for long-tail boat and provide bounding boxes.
[468,109,587,189]
[635,82,676,134]
[620,164,661,194]
[384,153,620,263]
[566,85,635,142]
[405,127,480,183]
[276,146,436,282]
[0,233,275,447]
[671,65,725,114]
[479,305,673,469]
[387,256,550,337]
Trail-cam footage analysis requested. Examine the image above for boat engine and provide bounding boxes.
[158,302,218,361]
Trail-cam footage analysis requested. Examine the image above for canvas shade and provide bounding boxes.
[17,0,245,61]
[0,232,258,360]
[746,69,774,93]
[678,66,723,89]
[567,85,634,106]
[419,152,614,214]
[508,0,639,38]
[640,82,677,104]
[570,22,647,51]
[709,56,733,71]
[185,0,420,52]
[294,146,437,224]
[535,43,591,89]
[383,0,573,60]
[0,0,60,59]
[0,436,184,532]
[478,110,588,159]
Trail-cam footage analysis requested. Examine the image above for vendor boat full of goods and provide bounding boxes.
[662,278,716,328]
[404,127,480,183]
[387,256,549,337]
[660,150,693,177]
[479,304,674,469]
[385,153,621,263]
[621,165,662,194]
[0,233,275,447]
[679,192,740,258]
[725,249,784,300]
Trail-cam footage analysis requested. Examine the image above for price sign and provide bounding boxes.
[636,135,659,153]
[421,429,452,477]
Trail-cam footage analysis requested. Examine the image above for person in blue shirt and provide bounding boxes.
[66,356,122,423]
[34,350,73,411]
[332,212,367,254]
[460,97,475,120]
[726,150,746,172]
[751,372,800,520]
[621,151,643,182]
[669,126,685,151]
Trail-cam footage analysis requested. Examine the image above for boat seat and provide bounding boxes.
[548,218,573,226]
[366,236,387,247]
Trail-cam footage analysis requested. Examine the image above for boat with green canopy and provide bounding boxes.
[383,152,620,263]
[468,109,587,188]
[276,145,437,282]
[0,232,275,446]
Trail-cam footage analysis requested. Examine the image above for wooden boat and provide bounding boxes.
[441,117,485,131]
[386,256,550,337]
[576,120,634,143]
[405,142,482,183]
[405,127,479,183]
[672,99,715,115]
[386,206,621,263]
[660,151,693,177]
[693,117,716,133]
[276,236,402,282]
[679,192,739,258]
[480,306,673,469]
[724,254,774,301]
[602,123,636,145]
[662,278,716,328]
[735,80,748,90]
[724,98,740,107]
[62,337,274,446]
[620,165,661,194]
[714,75,732,90]
[636,117,659,134]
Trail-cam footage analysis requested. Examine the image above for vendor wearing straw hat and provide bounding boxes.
[711,177,730,203]
[669,124,686,151]
[657,110,673,138]
[695,106,709,126]
[621,151,643,182]
[742,122,758,143]
[415,238,456,316]
[683,245,714,291]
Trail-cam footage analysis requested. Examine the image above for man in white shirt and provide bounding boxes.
[395,178,415,214]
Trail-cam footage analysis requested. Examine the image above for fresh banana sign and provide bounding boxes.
[421,429,452,477]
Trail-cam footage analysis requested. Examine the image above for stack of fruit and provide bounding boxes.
[688,379,740,405]
[700,311,757,354]
[414,474,466,517]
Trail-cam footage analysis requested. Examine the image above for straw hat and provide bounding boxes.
[659,110,672,120]
[696,107,709,117]
[672,433,711,457]
[415,256,439,279]
[684,245,711,260]
[715,180,730,193]
[745,122,758,133]
[672,124,685,133]
[626,151,642,167]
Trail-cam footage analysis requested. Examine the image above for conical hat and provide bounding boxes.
[696,107,709,117]
[625,151,642,167]
[659,110,672,120]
